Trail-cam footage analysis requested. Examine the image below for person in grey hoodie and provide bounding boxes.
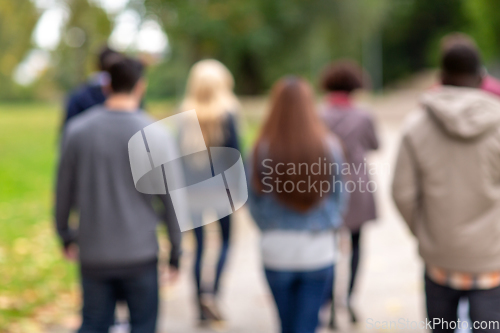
[56,57,182,333]
[392,45,500,332]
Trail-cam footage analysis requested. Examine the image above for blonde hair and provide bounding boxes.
[180,59,240,146]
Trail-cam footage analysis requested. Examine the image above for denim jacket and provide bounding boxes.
[246,137,349,232]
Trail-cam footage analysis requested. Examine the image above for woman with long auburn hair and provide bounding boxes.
[179,59,241,325]
[248,77,348,333]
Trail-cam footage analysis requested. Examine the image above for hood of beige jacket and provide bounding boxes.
[421,86,500,139]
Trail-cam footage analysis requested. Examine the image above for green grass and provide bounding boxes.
[0,103,78,331]
[0,100,262,331]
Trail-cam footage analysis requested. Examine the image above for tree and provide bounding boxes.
[144,0,387,94]
[464,0,500,64]
[381,0,470,84]
[52,0,112,91]
[0,0,39,100]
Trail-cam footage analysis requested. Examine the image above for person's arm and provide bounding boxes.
[225,113,241,151]
[63,93,83,128]
[392,135,420,235]
[55,133,78,253]
[244,151,277,231]
[159,129,185,269]
[364,114,380,151]
[158,195,182,269]
[330,140,349,219]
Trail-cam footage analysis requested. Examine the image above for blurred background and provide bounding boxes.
[2,0,500,332]
[4,0,500,100]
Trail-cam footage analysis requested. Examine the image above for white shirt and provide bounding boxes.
[260,230,337,271]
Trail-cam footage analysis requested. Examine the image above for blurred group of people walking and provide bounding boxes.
[55,32,500,333]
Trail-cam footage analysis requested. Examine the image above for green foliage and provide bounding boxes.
[144,0,388,94]
[51,0,112,91]
[5,0,500,99]
[463,0,500,63]
[145,58,190,99]
[0,0,39,100]
[381,0,471,84]
[380,0,500,83]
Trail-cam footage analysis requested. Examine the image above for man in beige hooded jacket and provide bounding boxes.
[393,44,500,332]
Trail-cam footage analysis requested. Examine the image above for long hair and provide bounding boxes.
[252,77,333,211]
[180,59,240,147]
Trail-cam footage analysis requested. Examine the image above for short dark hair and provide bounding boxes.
[320,60,366,93]
[108,57,145,93]
[98,46,122,72]
[441,44,481,76]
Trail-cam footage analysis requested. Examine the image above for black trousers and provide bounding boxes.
[79,265,158,333]
[425,274,500,333]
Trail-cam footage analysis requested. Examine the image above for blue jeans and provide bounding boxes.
[193,215,231,296]
[265,265,334,333]
[79,266,158,333]
[425,274,500,333]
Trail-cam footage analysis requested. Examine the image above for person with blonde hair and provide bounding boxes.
[179,59,241,325]
[181,59,240,147]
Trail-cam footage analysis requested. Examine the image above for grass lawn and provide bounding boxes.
[0,102,78,332]
[0,100,262,332]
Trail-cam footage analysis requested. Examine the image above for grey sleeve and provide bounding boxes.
[158,195,182,269]
[55,134,78,247]
[364,115,380,151]
[159,130,185,268]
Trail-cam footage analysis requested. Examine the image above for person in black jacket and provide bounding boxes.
[62,46,122,128]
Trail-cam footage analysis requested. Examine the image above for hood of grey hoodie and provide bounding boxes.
[421,87,500,139]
